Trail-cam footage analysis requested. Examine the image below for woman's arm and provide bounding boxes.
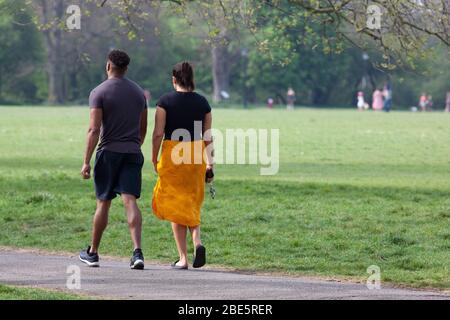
[152,106,166,173]
[203,112,214,170]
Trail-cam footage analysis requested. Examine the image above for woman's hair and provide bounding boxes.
[172,61,195,91]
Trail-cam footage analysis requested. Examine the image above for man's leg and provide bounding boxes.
[90,199,111,253]
[122,193,142,250]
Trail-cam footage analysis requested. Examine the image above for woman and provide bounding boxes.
[372,88,383,111]
[286,87,295,110]
[152,61,214,269]
[356,91,365,111]
[419,93,428,111]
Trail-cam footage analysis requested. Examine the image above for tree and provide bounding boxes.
[98,0,247,103]
[0,0,43,104]
[242,0,449,68]
[3,0,448,106]
[31,0,66,104]
[95,0,450,104]
[28,0,127,104]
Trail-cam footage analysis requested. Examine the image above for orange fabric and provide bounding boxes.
[152,140,206,227]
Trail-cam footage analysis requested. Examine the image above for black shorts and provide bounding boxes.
[94,149,144,201]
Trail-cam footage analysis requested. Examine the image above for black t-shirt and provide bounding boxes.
[156,91,212,141]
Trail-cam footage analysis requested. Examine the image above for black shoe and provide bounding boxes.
[193,245,206,268]
[130,248,144,270]
[79,246,99,267]
[171,260,188,270]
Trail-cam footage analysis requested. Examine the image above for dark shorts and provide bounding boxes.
[94,149,144,201]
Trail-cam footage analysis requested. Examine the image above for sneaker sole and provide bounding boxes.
[130,259,144,270]
[193,246,206,268]
[79,256,99,267]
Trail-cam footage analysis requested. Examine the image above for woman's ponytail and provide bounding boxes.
[173,61,195,91]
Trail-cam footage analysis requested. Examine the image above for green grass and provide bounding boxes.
[0,284,86,300]
[0,106,449,289]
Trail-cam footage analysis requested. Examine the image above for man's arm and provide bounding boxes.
[81,108,102,179]
[140,108,148,146]
[152,106,166,173]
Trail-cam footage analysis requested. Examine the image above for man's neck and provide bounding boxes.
[108,74,124,80]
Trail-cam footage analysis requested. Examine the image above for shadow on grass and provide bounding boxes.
[0,175,449,288]
[1,172,450,199]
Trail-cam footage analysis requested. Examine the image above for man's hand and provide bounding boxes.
[82,108,102,180]
[81,163,91,179]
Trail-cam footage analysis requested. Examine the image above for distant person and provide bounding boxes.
[419,93,428,112]
[426,95,433,111]
[144,90,152,106]
[287,87,296,110]
[372,88,383,111]
[152,61,214,269]
[79,50,148,269]
[357,91,365,111]
[383,82,393,112]
[445,91,450,112]
[267,98,274,109]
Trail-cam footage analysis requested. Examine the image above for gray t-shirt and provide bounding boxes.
[89,77,147,154]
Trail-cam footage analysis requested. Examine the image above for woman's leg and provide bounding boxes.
[189,226,202,248]
[190,225,206,268]
[171,222,188,266]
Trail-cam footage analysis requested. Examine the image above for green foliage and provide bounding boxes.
[393,49,450,108]
[0,0,448,107]
[0,0,45,104]
[125,15,212,100]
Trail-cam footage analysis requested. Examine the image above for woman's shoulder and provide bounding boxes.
[156,91,177,108]
[193,92,211,112]
[192,91,208,100]
[192,92,211,106]
[159,91,178,100]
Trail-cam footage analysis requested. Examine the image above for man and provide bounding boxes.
[79,50,148,269]
[382,82,393,112]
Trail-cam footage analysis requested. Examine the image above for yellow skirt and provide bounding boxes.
[152,140,206,227]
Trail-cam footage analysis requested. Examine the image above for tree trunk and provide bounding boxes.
[211,9,231,102]
[45,40,65,104]
[212,42,231,103]
[41,0,65,104]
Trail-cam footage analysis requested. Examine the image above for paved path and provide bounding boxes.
[0,248,448,300]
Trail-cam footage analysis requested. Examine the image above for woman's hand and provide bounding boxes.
[153,160,158,174]
[206,164,214,183]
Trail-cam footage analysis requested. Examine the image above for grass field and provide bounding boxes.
[0,284,85,300]
[0,106,449,289]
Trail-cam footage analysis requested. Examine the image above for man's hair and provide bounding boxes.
[108,50,130,73]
